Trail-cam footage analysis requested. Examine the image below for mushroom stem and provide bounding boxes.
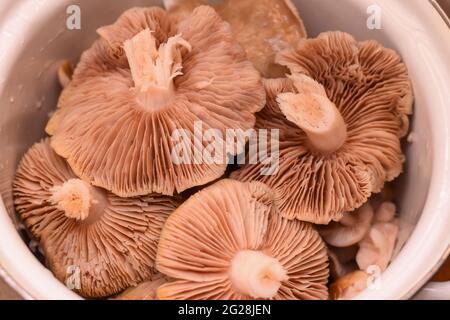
[277,75,347,154]
[230,250,288,299]
[123,28,191,111]
[50,179,99,221]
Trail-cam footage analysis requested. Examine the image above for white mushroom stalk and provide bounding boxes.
[50,179,103,221]
[277,74,347,153]
[230,250,288,299]
[124,28,192,110]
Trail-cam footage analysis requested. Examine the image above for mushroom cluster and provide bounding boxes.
[13,1,413,300]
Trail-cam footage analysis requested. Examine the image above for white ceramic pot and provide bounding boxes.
[0,0,449,300]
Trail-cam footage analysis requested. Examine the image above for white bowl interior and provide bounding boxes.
[0,0,449,299]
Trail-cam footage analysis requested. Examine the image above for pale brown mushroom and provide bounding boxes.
[13,139,180,298]
[328,246,358,280]
[356,219,399,272]
[57,60,73,88]
[329,270,369,300]
[116,274,167,300]
[319,203,374,247]
[46,6,265,197]
[232,32,412,223]
[164,0,207,20]
[156,179,329,300]
[167,0,307,78]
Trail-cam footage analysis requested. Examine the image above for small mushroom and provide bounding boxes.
[356,220,399,272]
[47,6,265,197]
[319,203,374,247]
[13,140,180,298]
[331,245,360,264]
[432,256,450,282]
[329,270,369,300]
[167,0,307,78]
[232,31,412,223]
[156,179,329,300]
[327,245,359,280]
[116,274,167,300]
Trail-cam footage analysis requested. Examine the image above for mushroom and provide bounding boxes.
[232,31,412,223]
[329,270,369,300]
[156,179,329,300]
[319,203,374,247]
[356,219,399,272]
[166,0,307,78]
[373,201,396,223]
[13,139,180,298]
[46,6,265,197]
[116,274,167,300]
[328,250,357,281]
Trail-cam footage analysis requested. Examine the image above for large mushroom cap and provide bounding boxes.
[13,140,180,298]
[214,0,306,78]
[116,274,167,300]
[167,0,307,78]
[47,6,265,197]
[232,32,413,224]
[156,179,329,300]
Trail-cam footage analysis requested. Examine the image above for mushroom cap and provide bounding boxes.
[319,203,374,247]
[47,6,265,197]
[155,179,329,300]
[327,249,358,281]
[167,0,307,78]
[432,256,450,282]
[13,139,180,298]
[232,31,412,223]
[116,274,167,300]
[329,270,369,300]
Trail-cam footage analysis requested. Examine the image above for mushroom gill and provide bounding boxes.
[232,32,413,224]
[156,179,329,300]
[13,139,180,298]
[46,6,265,197]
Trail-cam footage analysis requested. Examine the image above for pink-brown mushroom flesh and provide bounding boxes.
[329,270,369,300]
[356,202,399,272]
[13,140,180,298]
[156,179,329,300]
[232,32,412,224]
